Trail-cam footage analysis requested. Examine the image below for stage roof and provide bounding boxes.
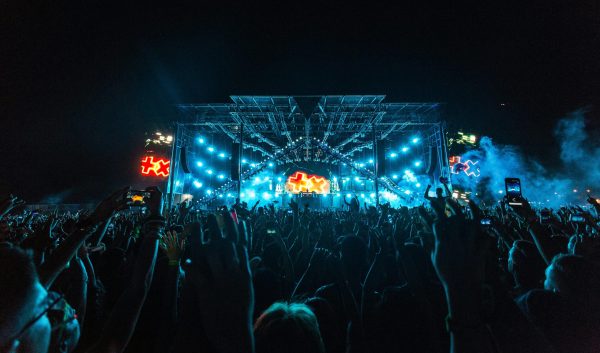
[175,95,441,158]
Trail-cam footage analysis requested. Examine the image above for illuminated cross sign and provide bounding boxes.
[449,156,480,177]
[140,156,170,177]
[285,171,330,194]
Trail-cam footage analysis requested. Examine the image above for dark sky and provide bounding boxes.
[1,2,599,202]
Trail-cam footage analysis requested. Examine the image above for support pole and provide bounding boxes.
[373,124,380,207]
[166,123,181,218]
[237,123,244,197]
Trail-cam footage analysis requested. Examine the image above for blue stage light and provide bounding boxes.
[354,176,360,182]
[207,169,213,175]
[193,180,203,188]
[264,176,270,181]
[198,137,205,144]
[411,137,420,144]
[368,159,374,164]
[370,193,375,198]
[277,177,282,182]
[217,174,225,179]
[241,159,247,164]
[414,161,422,167]
[390,152,398,158]
[206,189,212,195]
[196,161,204,167]
[346,193,352,198]
[416,183,421,187]
[268,162,274,167]
[248,191,256,198]
[250,163,256,168]
[262,192,271,200]
[207,147,215,152]
[254,177,261,183]
[218,153,226,158]
[392,174,398,179]
[404,190,411,195]
[401,146,409,153]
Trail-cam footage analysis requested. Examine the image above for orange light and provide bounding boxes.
[285,171,330,194]
[140,156,170,177]
[131,195,144,203]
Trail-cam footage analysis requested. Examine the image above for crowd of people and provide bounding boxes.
[0,184,599,353]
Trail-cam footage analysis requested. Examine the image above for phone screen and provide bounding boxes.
[570,214,585,223]
[127,191,150,205]
[505,178,522,205]
[480,218,492,225]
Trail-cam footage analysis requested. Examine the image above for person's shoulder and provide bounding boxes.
[516,289,566,320]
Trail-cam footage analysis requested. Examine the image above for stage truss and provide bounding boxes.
[167,95,449,209]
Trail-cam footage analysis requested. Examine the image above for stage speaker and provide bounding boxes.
[376,139,386,177]
[180,147,191,173]
[425,144,437,176]
[231,143,241,180]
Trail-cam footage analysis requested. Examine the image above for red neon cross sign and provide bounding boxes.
[140,156,170,177]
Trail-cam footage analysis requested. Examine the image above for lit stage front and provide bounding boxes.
[165,95,450,209]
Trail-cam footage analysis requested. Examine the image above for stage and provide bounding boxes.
[165,95,450,210]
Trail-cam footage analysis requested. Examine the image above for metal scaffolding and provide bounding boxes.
[167,95,449,208]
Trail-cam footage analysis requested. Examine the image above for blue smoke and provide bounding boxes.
[452,110,598,209]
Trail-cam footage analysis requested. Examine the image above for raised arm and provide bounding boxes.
[39,187,130,288]
[87,186,163,353]
[424,184,433,201]
[442,181,452,197]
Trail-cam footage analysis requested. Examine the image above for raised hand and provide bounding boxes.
[144,186,164,217]
[0,194,25,219]
[161,230,185,264]
[87,186,130,224]
[187,234,254,353]
[431,200,491,293]
[506,196,536,221]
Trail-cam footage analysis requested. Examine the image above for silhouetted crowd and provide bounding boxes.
[1,185,599,353]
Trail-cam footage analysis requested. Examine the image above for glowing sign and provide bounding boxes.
[449,156,480,177]
[285,171,330,194]
[140,156,170,177]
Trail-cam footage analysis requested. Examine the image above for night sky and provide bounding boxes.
[2,2,599,202]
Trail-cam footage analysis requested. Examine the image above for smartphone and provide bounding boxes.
[570,214,585,223]
[480,218,492,226]
[127,190,151,205]
[504,178,522,205]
